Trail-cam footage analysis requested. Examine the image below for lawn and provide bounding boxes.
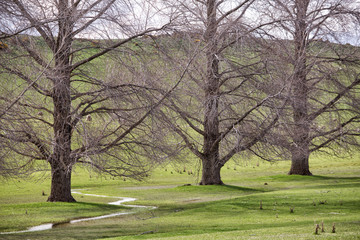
[0,154,359,239]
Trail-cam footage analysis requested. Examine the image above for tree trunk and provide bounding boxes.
[47,69,75,201]
[47,79,75,201]
[47,1,75,201]
[200,157,223,185]
[200,0,224,185]
[289,0,312,176]
[47,98,74,202]
[47,162,75,202]
[289,142,312,175]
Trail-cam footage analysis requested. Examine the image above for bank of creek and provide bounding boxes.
[1,190,156,234]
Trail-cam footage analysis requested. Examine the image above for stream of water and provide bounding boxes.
[1,190,155,235]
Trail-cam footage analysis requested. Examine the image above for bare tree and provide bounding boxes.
[258,0,360,175]
[156,0,285,185]
[0,0,172,202]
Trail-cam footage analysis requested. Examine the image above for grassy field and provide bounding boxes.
[0,154,359,239]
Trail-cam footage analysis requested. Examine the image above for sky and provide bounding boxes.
[1,0,359,45]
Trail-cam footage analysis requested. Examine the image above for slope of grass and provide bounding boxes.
[0,154,359,239]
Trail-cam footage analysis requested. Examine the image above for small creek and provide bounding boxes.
[1,190,156,235]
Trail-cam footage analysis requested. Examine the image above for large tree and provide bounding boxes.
[0,0,171,202]
[258,0,360,175]
[158,0,284,185]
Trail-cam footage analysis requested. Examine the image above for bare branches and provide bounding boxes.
[0,57,54,119]
[309,77,360,121]
[71,24,170,70]
[259,0,360,175]
[0,0,176,200]
[1,0,359,187]
[71,0,116,37]
[12,0,55,49]
[153,0,290,184]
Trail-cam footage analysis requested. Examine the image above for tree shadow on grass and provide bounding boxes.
[221,184,264,192]
[264,174,360,182]
[175,184,263,193]
[309,182,360,189]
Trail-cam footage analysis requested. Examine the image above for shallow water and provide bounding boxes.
[1,190,155,234]
[1,223,54,234]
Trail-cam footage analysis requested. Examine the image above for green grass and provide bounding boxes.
[0,154,360,239]
[0,202,127,232]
